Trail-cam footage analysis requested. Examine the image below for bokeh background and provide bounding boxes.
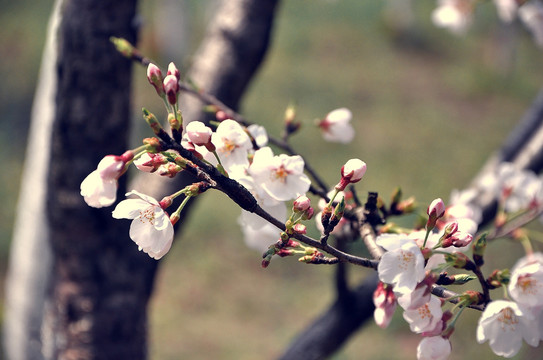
[2,0,543,359]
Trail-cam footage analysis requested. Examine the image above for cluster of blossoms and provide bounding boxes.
[81,42,543,360]
[80,59,357,259]
[431,0,543,47]
[373,192,543,359]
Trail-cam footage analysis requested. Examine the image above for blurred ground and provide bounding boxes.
[3,0,543,359]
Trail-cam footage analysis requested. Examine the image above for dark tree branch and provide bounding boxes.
[278,274,379,360]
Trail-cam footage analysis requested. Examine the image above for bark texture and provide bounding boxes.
[43,0,158,359]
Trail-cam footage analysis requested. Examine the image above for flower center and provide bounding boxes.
[417,303,431,320]
[397,249,414,271]
[139,206,156,226]
[222,139,238,155]
[272,164,290,183]
[498,307,518,331]
[517,274,540,295]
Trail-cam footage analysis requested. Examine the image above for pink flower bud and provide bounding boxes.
[292,223,307,235]
[449,232,473,248]
[97,155,125,180]
[147,63,164,97]
[293,195,311,212]
[335,159,367,190]
[427,198,445,218]
[163,74,179,105]
[186,121,213,146]
[134,153,167,173]
[426,198,445,230]
[167,62,180,80]
[302,207,314,220]
[134,153,155,172]
[159,196,173,209]
[216,110,228,122]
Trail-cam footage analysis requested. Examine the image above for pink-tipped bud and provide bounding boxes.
[134,153,155,172]
[157,163,183,178]
[292,223,307,235]
[427,198,445,218]
[159,196,173,209]
[302,207,314,221]
[167,62,180,80]
[426,198,445,230]
[163,75,179,105]
[293,195,311,212]
[170,213,180,226]
[134,153,167,173]
[449,232,473,248]
[335,159,367,191]
[97,155,125,180]
[147,63,165,97]
[216,110,228,122]
[186,121,213,146]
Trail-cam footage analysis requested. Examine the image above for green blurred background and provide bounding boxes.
[2,0,543,359]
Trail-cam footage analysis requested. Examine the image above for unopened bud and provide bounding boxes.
[147,63,164,97]
[302,207,314,221]
[487,269,510,288]
[216,110,229,122]
[167,62,180,80]
[159,196,173,209]
[110,37,136,58]
[292,223,307,235]
[444,252,475,270]
[293,195,311,212]
[426,198,445,230]
[142,108,164,135]
[143,137,162,151]
[163,75,179,105]
[472,233,487,266]
[336,159,367,191]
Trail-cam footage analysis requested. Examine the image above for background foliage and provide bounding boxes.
[2,0,543,358]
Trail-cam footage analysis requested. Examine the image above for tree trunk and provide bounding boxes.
[5,0,281,358]
[4,0,161,358]
[43,0,158,358]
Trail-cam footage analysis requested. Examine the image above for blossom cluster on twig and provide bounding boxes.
[78,38,543,359]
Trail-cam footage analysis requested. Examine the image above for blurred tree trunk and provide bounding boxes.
[4,0,159,358]
[5,0,280,359]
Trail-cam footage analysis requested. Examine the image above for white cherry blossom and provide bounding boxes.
[509,252,543,308]
[317,107,355,143]
[377,233,426,295]
[238,202,286,252]
[112,190,174,260]
[416,336,451,360]
[249,146,311,203]
[477,300,540,358]
[493,0,519,22]
[403,296,443,334]
[497,163,543,212]
[247,124,269,148]
[432,0,473,35]
[519,1,543,47]
[211,119,253,173]
[80,155,125,208]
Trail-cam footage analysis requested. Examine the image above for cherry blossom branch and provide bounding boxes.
[430,285,485,311]
[177,81,331,194]
[154,127,378,268]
